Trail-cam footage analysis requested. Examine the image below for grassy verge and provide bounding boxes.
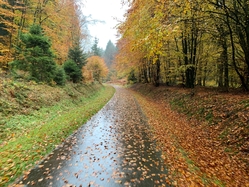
[0,85,115,186]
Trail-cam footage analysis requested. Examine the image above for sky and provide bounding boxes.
[81,0,127,50]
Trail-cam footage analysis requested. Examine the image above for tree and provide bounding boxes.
[0,0,87,72]
[116,0,165,86]
[68,44,87,69]
[85,56,108,82]
[11,24,57,83]
[63,59,82,83]
[54,65,66,86]
[127,69,137,83]
[91,37,101,56]
[0,0,17,69]
[207,0,249,90]
[103,40,117,68]
[116,0,218,88]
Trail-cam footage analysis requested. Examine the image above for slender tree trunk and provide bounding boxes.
[196,41,203,86]
[153,56,160,87]
[225,9,248,90]
[203,60,208,86]
[143,62,149,83]
[182,32,188,86]
[223,39,229,90]
[218,58,224,87]
[182,32,195,88]
[174,37,183,84]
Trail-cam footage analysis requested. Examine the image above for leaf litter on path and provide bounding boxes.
[12,86,172,187]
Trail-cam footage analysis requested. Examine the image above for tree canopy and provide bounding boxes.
[84,56,108,83]
[0,0,86,69]
[68,44,87,69]
[116,0,249,90]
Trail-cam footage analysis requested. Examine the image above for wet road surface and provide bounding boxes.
[15,86,171,187]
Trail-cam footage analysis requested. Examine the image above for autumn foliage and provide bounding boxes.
[0,0,85,68]
[83,56,109,83]
[117,0,249,90]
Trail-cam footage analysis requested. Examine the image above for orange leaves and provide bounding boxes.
[131,84,249,186]
[39,0,84,63]
[83,56,109,83]
[0,0,85,67]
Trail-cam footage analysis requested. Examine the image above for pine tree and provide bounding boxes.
[103,40,117,68]
[91,37,101,56]
[63,59,82,83]
[68,44,87,69]
[11,24,57,83]
[54,66,66,86]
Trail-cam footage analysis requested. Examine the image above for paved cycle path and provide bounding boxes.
[15,86,171,187]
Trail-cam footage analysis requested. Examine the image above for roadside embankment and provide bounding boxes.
[0,79,115,186]
[131,83,249,187]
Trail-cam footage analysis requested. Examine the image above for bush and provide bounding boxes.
[54,66,66,86]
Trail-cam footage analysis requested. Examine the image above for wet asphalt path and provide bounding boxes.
[16,86,170,187]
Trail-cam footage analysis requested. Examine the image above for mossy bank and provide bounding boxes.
[0,79,115,186]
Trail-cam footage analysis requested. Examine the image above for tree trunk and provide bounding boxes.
[154,57,160,87]
[225,8,248,91]
[223,39,229,90]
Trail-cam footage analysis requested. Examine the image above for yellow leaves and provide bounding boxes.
[41,0,81,62]
[1,0,84,65]
[83,56,109,83]
[0,176,9,183]
[0,7,15,18]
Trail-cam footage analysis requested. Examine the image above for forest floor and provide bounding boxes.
[131,83,249,187]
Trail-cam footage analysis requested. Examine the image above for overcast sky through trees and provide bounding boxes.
[81,0,127,49]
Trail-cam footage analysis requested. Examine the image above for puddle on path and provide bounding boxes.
[15,86,172,187]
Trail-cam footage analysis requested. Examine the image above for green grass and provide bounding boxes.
[0,85,115,186]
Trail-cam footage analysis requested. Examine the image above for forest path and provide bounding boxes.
[15,86,170,187]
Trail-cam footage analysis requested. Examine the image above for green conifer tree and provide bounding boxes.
[68,44,87,69]
[103,40,117,68]
[11,24,57,83]
[63,59,82,83]
[91,37,101,56]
